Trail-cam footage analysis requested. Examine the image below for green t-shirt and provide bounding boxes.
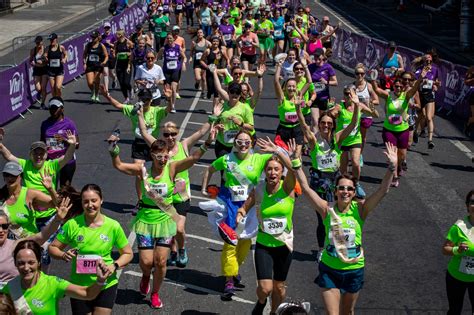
[56,214,128,289]
[1,273,70,315]
[256,181,295,247]
[309,135,341,173]
[152,15,169,38]
[18,158,60,219]
[446,218,474,282]
[5,187,38,235]
[212,153,271,188]
[216,102,254,147]
[321,201,365,270]
[122,105,167,139]
[335,104,362,147]
[256,19,274,38]
[278,99,299,128]
[169,142,190,204]
[383,92,409,132]
[297,78,313,116]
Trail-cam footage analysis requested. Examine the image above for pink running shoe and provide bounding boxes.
[151,292,163,309]
[139,275,151,295]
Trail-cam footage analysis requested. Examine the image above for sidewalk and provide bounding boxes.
[320,0,474,66]
[0,0,108,66]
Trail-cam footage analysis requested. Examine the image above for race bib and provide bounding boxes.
[314,82,326,93]
[230,185,248,202]
[176,4,183,9]
[117,52,128,60]
[46,137,65,151]
[135,127,153,139]
[224,34,232,41]
[156,27,162,33]
[76,255,101,274]
[329,228,356,248]
[274,30,282,37]
[195,52,203,60]
[167,60,178,69]
[422,79,433,90]
[459,256,474,275]
[149,182,168,197]
[89,54,100,62]
[224,129,238,144]
[285,70,294,79]
[284,111,298,123]
[243,40,252,47]
[316,151,337,169]
[262,217,287,235]
[286,26,293,32]
[388,114,402,125]
[50,59,60,67]
[163,5,169,10]
[343,123,359,136]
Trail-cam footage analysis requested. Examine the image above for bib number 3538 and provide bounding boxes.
[262,217,287,235]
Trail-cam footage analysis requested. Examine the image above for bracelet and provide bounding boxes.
[452,246,461,256]
[388,163,396,172]
[199,144,208,152]
[291,158,302,169]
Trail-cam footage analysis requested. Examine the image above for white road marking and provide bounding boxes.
[187,233,224,245]
[188,121,204,126]
[449,140,474,161]
[194,163,210,168]
[191,195,213,202]
[123,270,255,304]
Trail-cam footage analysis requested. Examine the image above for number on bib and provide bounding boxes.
[262,217,287,235]
[176,4,183,9]
[167,60,178,69]
[274,30,282,37]
[149,183,168,197]
[316,151,337,170]
[224,34,232,41]
[46,137,65,151]
[230,185,248,202]
[422,79,433,90]
[50,59,60,67]
[76,255,101,274]
[328,228,356,248]
[284,112,298,123]
[89,54,100,62]
[195,52,203,60]
[460,256,474,275]
[314,82,326,93]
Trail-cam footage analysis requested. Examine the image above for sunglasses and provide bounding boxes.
[151,153,169,160]
[233,72,243,76]
[294,67,304,71]
[229,90,241,95]
[147,57,155,60]
[344,93,351,97]
[0,223,10,230]
[163,132,178,138]
[355,72,365,76]
[336,185,355,192]
[320,121,333,126]
[235,139,251,146]
[469,200,474,206]
[402,78,414,81]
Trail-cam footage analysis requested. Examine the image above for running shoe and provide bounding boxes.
[176,93,181,99]
[355,183,366,199]
[233,274,242,285]
[316,250,323,263]
[91,94,96,102]
[170,106,176,113]
[94,95,100,103]
[222,280,235,300]
[124,97,130,104]
[391,177,400,187]
[112,80,117,89]
[139,275,151,295]
[167,251,177,266]
[150,292,163,309]
[428,141,435,149]
[251,299,267,315]
[401,160,408,171]
[176,248,188,268]
[419,129,426,138]
[360,155,364,167]
[413,132,419,143]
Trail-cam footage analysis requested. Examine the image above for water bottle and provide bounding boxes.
[108,128,120,151]
[235,217,246,236]
[131,101,144,115]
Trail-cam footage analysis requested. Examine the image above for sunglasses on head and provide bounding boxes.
[0,223,10,230]
[163,132,178,138]
[235,139,251,146]
[336,185,355,192]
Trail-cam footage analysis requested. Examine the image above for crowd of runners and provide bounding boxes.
[0,0,473,314]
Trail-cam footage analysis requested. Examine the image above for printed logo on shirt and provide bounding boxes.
[247,165,254,171]
[31,299,44,308]
[100,234,110,242]
[346,219,356,229]
[77,235,84,242]
[16,213,26,219]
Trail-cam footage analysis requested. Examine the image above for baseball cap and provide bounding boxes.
[157,6,163,11]
[314,47,325,57]
[2,162,23,176]
[172,25,180,31]
[30,141,47,152]
[389,41,397,48]
[104,22,111,28]
[49,97,64,108]
[90,30,100,38]
[137,89,153,101]
[35,36,43,43]
[310,29,320,36]
[48,33,58,40]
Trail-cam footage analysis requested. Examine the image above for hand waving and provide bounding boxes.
[56,196,72,221]
[256,136,279,154]
[383,142,398,167]
[40,169,53,191]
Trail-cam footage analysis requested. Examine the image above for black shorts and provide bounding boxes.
[33,66,47,77]
[131,138,152,161]
[70,284,118,314]
[174,199,190,216]
[47,67,64,77]
[341,143,362,151]
[224,40,235,49]
[240,53,257,64]
[59,161,76,187]
[106,57,116,69]
[85,65,103,73]
[193,60,205,70]
[164,69,181,84]
[276,124,304,145]
[214,139,233,159]
[420,91,435,107]
[255,242,292,281]
[312,98,329,111]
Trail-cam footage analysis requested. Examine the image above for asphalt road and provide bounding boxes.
[1,1,473,314]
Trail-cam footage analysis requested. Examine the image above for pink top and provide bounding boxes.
[306,39,323,56]
[0,239,19,283]
[240,32,258,56]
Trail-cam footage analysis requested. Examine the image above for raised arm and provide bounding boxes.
[274,60,285,101]
[406,66,428,99]
[99,84,126,110]
[335,94,359,147]
[296,102,316,148]
[360,142,397,220]
[137,108,157,147]
[211,67,230,101]
[181,122,211,152]
[370,79,389,99]
[108,143,142,176]
[0,129,19,163]
[58,131,77,169]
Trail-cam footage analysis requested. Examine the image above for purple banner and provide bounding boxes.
[332,28,471,119]
[0,2,147,125]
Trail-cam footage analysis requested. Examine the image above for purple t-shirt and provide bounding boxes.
[40,116,78,162]
[415,64,439,92]
[163,44,182,72]
[101,32,117,53]
[309,62,336,100]
[219,24,234,42]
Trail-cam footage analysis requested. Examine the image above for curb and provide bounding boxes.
[0,2,108,60]
[322,0,474,65]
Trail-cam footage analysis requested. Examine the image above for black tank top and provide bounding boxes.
[86,43,105,67]
[47,45,63,69]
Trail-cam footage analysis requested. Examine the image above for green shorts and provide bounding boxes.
[258,36,274,51]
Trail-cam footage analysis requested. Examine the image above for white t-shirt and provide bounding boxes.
[134,64,165,99]
[282,60,296,81]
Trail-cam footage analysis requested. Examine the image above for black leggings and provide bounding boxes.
[186,8,194,26]
[116,63,131,99]
[446,271,474,314]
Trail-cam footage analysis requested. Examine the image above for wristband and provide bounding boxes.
[291,158,302,169]
[199,144,208,152]
[208,114,219,123]
[452,246,461,256]
[109,144,120,157]
[388,163,396,172]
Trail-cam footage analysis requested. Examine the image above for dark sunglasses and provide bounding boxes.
[0,223,10,230]
[320,121,333,126]
[344,93,351,96]
[229,90,241,95]
[336,185,355,192]
[294,67,304,71]
[402,77,414,81]
[233,72,243,75]
[163,132,178,137]
[355,72,365,76]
